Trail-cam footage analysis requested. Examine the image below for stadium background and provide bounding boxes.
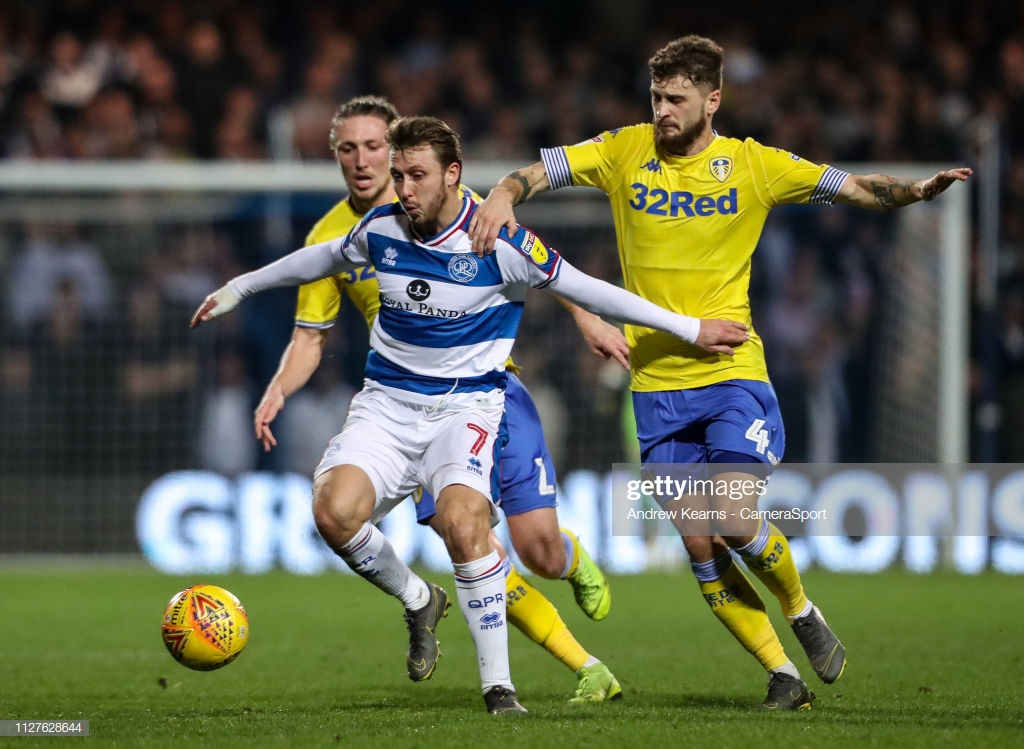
[0,0,1018,571]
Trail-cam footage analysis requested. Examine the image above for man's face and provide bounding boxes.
[390,145,455,235]
[333,114,394,212]
[650,75,718,155]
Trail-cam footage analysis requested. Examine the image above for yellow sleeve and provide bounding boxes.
[557,125,647,196]
[294,199,381,331]
[295,277,345,329]
[747,139,831,207]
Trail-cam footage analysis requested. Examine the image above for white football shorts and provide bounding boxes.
[314,382,505,523]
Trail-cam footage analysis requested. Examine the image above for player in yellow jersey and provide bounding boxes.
[254,95,628,702]
[470,35,972,710]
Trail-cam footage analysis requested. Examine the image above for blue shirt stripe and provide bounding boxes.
[365,351,507,395]
[377,300,524,348]
[366,233,504,287]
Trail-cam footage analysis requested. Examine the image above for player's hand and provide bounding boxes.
[919,167,972,201]
[577,314,630,369]
[468,187,518,257]
[254,385,285,452]
[189,285,240,328]
[695,319,750,356]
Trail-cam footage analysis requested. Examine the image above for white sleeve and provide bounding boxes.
[227,238,360,299]
[547,260,700,344]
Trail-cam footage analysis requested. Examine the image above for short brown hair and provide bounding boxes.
[648,35,723,91]
[328,95,399,152]
[385,116,463,171]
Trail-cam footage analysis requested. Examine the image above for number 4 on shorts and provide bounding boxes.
[745,419,769,455]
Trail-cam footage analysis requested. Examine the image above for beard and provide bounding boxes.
[409,214,438,236]
[654,112,709,156]
[406,192,447,236]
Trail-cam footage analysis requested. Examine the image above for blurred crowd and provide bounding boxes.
[2,0,1024,479]
[2,0,1017,165]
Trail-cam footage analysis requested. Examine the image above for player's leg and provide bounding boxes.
[422,491,620,702]
[634,386,813,710]
[426,402,525,714]
[732,517,845,684]
[685,533,812,709]
[312,392,449,682]
[505,509,610,621]
[708,381,846,685]
[499,528,622,703]
[434,483,524,714]
[504,507,564,577]
[501,374,610,620]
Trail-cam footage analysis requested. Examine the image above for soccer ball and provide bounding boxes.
[161,584,249,671]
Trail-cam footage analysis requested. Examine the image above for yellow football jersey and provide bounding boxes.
[547,124,845,391]
[295,197,380,330]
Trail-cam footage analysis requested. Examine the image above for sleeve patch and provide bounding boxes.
[504,227,559,274]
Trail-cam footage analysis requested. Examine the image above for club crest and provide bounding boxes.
[448,253,479,283]
[709,156,732,183]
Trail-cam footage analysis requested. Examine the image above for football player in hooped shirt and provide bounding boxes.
[192,116,749,714]
[258,95,631,706]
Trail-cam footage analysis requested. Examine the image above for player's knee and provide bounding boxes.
[516,539,565,579]
[311,476,369,546]
[682,534,717,563]
[710,535,732,557]
[436,496,491,561]
[723,534,756,549]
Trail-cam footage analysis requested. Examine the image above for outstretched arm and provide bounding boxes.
[469,161,551,255]
[254,326,327,452]
[836,167,972,210]
[190,239,355,327]
[547,261,748,356]
[556,297,630,369]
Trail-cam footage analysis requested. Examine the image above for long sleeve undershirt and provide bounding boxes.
[227,238,700,344]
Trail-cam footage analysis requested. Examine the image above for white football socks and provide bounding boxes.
[453,551,513,692]
[337,522,429,610]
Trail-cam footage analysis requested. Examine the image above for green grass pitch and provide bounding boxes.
[2,563,1022,747]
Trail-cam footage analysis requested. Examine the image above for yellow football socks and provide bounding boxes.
[506,564,589,672]
[695,555,788,671]
[738,521,809,619]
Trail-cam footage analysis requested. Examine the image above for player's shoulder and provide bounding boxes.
[305,198,356,245]
[614,122,654,139]
[496,223,541,251]
[737,136,819,166]
[496,224,557,267]
[458,184,483,202]
[573,122,651,150]
[363,202,405,224]
[700,133,758,156]
[344,202,406,242]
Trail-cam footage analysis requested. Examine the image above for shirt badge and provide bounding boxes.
[448,253,479,283]
[709,156,732,183]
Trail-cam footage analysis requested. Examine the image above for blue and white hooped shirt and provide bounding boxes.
[333,196,562,399]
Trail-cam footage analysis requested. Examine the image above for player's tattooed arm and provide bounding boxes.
[469,161,551,254]
[838,168,972,210]
[508,168,548,205]
[870,176,915,209]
